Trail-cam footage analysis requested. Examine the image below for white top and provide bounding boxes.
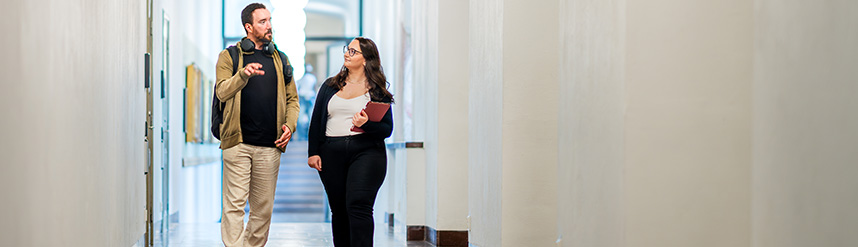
[326,92,371,137]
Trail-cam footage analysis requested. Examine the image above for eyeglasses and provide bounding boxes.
[343,46,363,57]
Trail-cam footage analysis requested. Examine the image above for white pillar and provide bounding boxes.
[557,0,626,245]
[469,0,560,246]
[409,0,470,241]
[431,0,470,233]
[753,1,858,246]
[468,0,504,245]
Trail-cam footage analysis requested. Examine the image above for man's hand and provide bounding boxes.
[308,155,322,172]
[274,125,292,148]
[243,63,265,77]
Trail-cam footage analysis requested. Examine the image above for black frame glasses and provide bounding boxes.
[343,46,363,57]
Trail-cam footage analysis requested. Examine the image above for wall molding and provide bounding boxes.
[407,225,468,246]
[386,141,425,149]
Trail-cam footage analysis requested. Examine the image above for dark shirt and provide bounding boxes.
[308,79,394,157]
[240,50,278,147]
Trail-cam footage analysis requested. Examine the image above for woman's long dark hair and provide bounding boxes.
[328,37,394,102]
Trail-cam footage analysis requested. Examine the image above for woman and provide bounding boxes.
[307,37,394,247]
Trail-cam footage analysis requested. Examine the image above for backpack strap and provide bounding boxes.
[216,45,241,113]
[278,51,294,83]
[277,50,292,85]
[212,45,243,140]
[227,46,240,76]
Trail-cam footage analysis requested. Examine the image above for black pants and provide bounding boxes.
[318,135,387,247]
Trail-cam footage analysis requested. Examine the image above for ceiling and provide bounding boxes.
[224,0,359,39]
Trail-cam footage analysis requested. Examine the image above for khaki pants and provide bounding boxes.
[221,143,281,247]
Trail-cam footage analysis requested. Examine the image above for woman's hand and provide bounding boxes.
[352,110,369,127]
[308,155,322,171]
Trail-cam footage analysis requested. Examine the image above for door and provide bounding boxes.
[145,0,154,246]
[159,10,171,241]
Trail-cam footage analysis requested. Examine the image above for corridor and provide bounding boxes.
[1,0,857,246]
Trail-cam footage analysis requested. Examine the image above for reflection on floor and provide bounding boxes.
[157,222,430,247]
[155,141,430,246]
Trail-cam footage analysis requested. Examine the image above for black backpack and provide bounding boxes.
[211,46,293,140]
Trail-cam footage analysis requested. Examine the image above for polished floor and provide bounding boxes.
[156,222,430,247]
[154,141,429,246]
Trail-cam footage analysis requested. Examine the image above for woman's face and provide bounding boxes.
[343,40,365,71]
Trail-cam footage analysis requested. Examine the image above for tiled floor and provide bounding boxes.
[157,222,431,247]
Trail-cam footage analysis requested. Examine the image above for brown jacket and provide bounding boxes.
[215,40,299,152]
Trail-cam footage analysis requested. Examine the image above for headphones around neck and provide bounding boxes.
[240,38,276,56]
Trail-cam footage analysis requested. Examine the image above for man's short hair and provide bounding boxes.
[241,3,267,32]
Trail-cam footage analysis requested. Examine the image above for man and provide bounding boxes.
[214,3,299,246]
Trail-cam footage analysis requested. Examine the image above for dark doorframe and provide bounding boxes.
[145,0,155,245]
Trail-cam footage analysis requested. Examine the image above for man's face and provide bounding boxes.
[246,8,272,42]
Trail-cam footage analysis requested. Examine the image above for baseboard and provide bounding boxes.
[407,225,468,246]
[407,225,426,241]
[428,227,468,246]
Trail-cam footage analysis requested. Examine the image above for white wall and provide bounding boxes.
[558,0,753,246]
[363,0,403,228]
[402,0,470,233]
[413,0,440,229]
[468,0,504,245]
[500,0,560,245]
[378,0,471,236]
[624,0,753,246]
[363,0,398,85]
[434,0,469,231]
[151,0,225,225]
[558,0,626,245]
[462,0,857,246]
[379,0,412,231]
[306,12,345,37]
[753,0,858,246]
[468,0,560,246]
[0,0,147,245]
[406,148,427,226]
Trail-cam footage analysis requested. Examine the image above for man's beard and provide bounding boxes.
[257,30,272,42]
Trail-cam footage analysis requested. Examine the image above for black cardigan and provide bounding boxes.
[307,79,394,157]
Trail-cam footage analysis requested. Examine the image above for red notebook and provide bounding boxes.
[351,101,391,132]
